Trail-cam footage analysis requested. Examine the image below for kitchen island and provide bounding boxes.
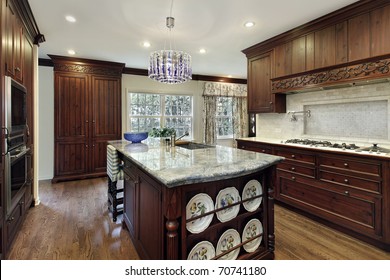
[108,139,284,260]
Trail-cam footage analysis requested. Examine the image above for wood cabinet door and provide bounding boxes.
[124,169,137,239]
[54,74,89,178]
[55,141,88,177]
[348,14,370,61]
[91,76,121,139]
[315,25,336,68]
[55,74,89,140]
[248,51,274,113]
[137,172,162,259]
[90,76,121,173]
[370,5,390,57]
[4,0,24,82]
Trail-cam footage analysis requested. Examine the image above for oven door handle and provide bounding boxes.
[2,127,10,155]
[10,147,30,160]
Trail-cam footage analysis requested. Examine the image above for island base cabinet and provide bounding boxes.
[121,155,276,260]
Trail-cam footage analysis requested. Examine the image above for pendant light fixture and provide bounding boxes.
[148,0,192,84]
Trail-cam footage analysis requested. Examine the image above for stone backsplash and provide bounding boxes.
[256,81,390,145]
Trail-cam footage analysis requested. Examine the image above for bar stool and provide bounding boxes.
[106,144,124,222]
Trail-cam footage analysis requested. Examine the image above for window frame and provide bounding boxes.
[127,92,194,139]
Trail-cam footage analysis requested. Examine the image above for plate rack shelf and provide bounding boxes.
[180,169,275,260]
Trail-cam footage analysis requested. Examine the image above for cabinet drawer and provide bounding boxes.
[277,161,315,178]
[275,149,315,164]
[277,173,382,237]
[6,197,25,248]
[319,170,381,194]
[318,156,381,176]
[237,141,272,154]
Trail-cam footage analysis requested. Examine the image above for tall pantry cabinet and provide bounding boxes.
[1,0,43,259]
[49,55,124,183]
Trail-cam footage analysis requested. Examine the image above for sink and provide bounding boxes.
[176,142,215,150]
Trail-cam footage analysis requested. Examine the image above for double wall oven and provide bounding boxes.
[3,76,29,215]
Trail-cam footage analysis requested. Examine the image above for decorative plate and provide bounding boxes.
[187,241,216,260]
[215,187,241,222]
[186,193,214,234]
[242,219,263,253]
[216,229,241,260]
[242,179,262,212]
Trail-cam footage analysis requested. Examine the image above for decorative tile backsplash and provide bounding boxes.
[256,81,390,144]
[304,100,388,139]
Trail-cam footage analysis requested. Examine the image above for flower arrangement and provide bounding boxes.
[149,127,176,137]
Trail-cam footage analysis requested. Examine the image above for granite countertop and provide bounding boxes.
[108,139,284,188]
[238,137,390,158]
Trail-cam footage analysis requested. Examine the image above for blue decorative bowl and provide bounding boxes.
[124,132,148,143]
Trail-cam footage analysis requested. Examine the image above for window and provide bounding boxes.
[128,93,193,138]
[216,97,234,139]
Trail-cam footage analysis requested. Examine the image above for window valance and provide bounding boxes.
[203,82,247,97]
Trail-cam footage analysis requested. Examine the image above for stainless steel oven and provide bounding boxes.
[4,145,30,214]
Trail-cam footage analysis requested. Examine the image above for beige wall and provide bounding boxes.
[37,67,234,180]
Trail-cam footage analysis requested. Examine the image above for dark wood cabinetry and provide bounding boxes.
[237,139,390,251]
[120,152,276,260]
[4,0,23,83]
[247,51,285,113]
[243,0,390,110]
[50,56,124,182]
[1,0,42,260]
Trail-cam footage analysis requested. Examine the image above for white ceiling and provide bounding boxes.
[29,0,359,79]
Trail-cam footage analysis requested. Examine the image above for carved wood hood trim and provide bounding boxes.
[272,55,390,94]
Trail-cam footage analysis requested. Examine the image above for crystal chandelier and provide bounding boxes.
[148,1,192,84]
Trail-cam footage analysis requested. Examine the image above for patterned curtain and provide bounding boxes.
[203,82,248,146]
[203,95,217,144]
[232,97,248,147]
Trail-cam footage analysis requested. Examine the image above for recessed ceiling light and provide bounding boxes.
[68,49,76,55]
[199,48,206,54]
[65,15,76,23]
[143,41,151,48]
[244,21,255,28]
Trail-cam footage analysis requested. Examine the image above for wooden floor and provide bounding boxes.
[6,178,390,260]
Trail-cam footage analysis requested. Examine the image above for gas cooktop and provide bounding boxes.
[282,139,390,154]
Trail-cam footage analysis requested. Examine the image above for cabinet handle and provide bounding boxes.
[344,163,349,167]
[344,190,349,196]
[344,179,349,184]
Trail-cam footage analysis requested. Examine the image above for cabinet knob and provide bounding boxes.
[261,149,266,153]
[344,163,349,167]
[291,154,296,158]
[85,145,88,148]
[291,167,296,171]
[15,67,21,72]
[344,190,349,196]
[8,216,15,222]
[291,176,296,181]
[86,120,89,123]
[269,101,273,105]
[344,179,349,184]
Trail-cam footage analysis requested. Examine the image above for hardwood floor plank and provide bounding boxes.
[6,178,390,260]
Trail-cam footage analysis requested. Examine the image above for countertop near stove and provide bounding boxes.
[108,139,284,188]
[237,137,390,159]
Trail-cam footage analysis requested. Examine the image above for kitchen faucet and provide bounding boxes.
[171,131,189,146]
